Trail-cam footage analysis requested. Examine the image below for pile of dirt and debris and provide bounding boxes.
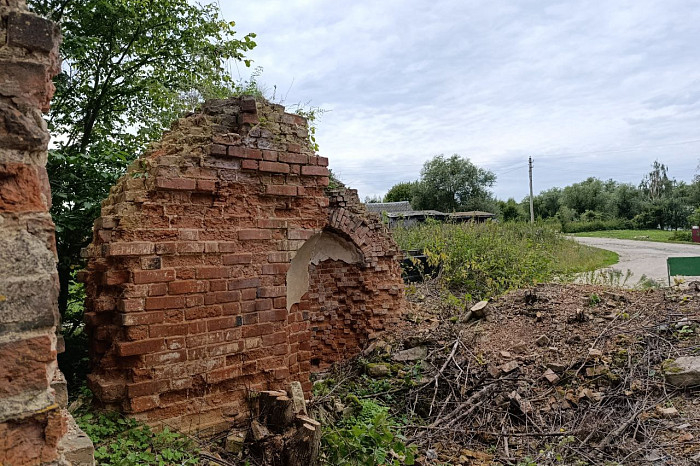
[313,282,700,465]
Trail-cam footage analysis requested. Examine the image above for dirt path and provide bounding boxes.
[573,236,700,285]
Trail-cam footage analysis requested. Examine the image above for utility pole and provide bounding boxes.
[529,157,534,224]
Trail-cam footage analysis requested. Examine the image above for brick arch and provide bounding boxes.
[81,97,405,434]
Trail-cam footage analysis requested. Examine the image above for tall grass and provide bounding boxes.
[393,221,617,300]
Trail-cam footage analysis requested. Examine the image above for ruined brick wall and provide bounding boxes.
[0,2,93,464]
[303,189,404,369]
[82,97,405,434]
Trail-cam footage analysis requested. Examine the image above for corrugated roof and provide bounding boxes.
[365,201,412,213]
[450,211,495,218]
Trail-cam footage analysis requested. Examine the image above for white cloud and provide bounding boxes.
[220,0,700,199]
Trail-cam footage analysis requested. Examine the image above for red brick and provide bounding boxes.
[262,263,290,275]
[177,242,204,254]
[118,298,145,312]
[262,150,278,161]
[257,218,286,229]
[242,323,274,338]
[255,299,273,311]
[149,323,188,338]
[127,380,168,397]
[196,179,216,192]
[301,165,329,176]
[210,143,227,155]
[145,296,185,310]
[222,253,252,265]
[206,365,240,384]
[288,229,314,240]
[259,161,290,174]
[121,311,164,326]
[143,350,186,366]
[0,336,54,397]
[0,163,45,212]
[108,242,154,256]
[155,177,196,190]
[317,156,329,167]
[133,269,175,284]
[238,229,271,241]
[207,316,238,331]
[278,152,308,164]
[257,286,286,298]
[259,309,287,323]
[168,280,205,294]
[117,339,165,356]
[266,184,297,196]
[228,277,260,290]
[268,252,291,263]
[149,283,168,296]
[241,159,258,170]
[127,395,160,413]
[228,146,262,160]
[196,266,229,279]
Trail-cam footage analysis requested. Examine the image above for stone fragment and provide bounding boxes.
[587,348,603,358]
[392,345,427,362]
[543,368,560,384]
[251,420,271,441]
[470,300,489,318]
[546,362,567,372]
[663,356,700,388]
[656,406,679,418]
[498,361,520,374]
[535,335,550,347]
[366,363,391,378]
[288,381,307,416]
[225,429,247,453]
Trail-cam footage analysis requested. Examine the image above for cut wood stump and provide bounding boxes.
[249,381,321,466]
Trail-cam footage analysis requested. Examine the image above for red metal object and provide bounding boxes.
[692,226,700,243]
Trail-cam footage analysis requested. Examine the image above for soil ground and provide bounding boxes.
[315,282,700,465]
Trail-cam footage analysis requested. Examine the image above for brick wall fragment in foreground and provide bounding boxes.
[0,1,94,464]
[82,97,405,434]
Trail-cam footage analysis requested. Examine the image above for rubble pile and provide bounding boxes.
[316,283,700,465]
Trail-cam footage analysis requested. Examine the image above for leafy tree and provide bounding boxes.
[412,154,496,212]
[612,183,642,220]
[28,0,256,318]
[561,177,612,216]
[364,195,383,203]
[384,181,417,204]
[497,198,525,222]
[640,160,673,201]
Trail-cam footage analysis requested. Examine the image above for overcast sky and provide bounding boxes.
[218,0,700,201]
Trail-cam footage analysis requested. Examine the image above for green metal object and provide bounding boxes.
[667,257,700,285]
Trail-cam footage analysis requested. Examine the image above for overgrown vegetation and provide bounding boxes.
[574,228,699,244]
[393,221,618,300]
[72,389,198,465]
[496,161,700,234]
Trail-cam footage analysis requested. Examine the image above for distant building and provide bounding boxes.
[364,202,495,227]
[449,211,496,223]
[365,201,413,214]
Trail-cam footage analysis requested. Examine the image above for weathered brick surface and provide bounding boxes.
[83,97,405,435]
[0,3,94,464]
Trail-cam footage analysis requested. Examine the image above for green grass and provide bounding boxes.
[572,229,696,244]
[393,221,619,300]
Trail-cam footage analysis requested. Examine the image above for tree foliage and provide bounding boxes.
[28,0,256,317]
[384,181,418,204]
[411,154,496,212]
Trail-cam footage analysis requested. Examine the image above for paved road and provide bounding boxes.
[572,236,700,285]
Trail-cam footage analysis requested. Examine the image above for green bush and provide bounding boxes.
[669,230,692,242]
[322,399,415,465]
[561,218,633,233]
[393,221,613,299]
[74,389,198,466]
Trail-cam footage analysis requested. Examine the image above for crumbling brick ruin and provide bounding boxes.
[81,96,405,434]
[0,1,93,464]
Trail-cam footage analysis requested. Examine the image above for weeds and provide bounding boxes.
[393,222,617,300]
